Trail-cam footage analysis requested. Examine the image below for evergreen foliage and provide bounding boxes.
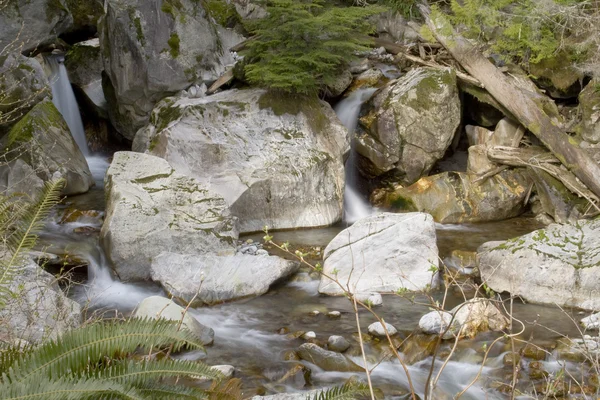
[242,0,384,95]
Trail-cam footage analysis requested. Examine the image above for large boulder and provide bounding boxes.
[373,170,531,223]
[100,0,243,139]
[0,258,80,344]
[1,99,93,195]
[0,0,73,54]
[575,79,600,144]
[478,219,600,310]
[100,151,238,281]
[318,212,439,295]
[150,252,299,305]
[0,53,50,133]
[134,296,214,344]
[355,67,461,184]
[134,89,349,233]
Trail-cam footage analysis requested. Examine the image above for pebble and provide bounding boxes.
[327,311,341,319]
[309,310,320,316]
[301,331,316,340]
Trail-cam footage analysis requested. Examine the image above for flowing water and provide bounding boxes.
[35,62,595,398]
[334,88,378,224]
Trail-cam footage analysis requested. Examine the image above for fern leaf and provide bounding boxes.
[206,378,243,400]
[308,382,371,400]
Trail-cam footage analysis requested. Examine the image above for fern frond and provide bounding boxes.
[2,376,145,400]
[138,383,209,400]
[0,178,64,307]
[308,382,371,400]
[99,358,223,386]
[206,378,243,400]
[6,318,204,383]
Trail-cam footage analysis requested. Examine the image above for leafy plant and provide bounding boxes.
[242,0,384,95]
[307,381,371,400]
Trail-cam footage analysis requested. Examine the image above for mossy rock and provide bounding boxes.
[530,52,584,99]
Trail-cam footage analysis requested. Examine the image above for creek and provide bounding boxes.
[36,61,592,399]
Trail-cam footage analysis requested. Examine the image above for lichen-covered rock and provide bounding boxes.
[0,53,50,133]
[64,0,104,33]
[134,89,349,233]
[297,343,363,372]
[64,38,107,117]
[478,219,600,310]
[0,0,73,54]
[134,296,214,344]
[0,258,80,344]
[100,151,238,281]
[1,99,93,195]
[374,170,530,223]
[355,67,461,184]
[150,252,298,305]
[318,213,439,295]
[100,0,243,139]
[575,79,600,144]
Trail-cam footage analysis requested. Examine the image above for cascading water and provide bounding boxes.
[46,54,90,156]
[334,87,377,224]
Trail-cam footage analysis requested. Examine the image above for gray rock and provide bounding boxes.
[301,331,316,340]
[355,67,461,184]
[100,0,244,139]
[367,321,397,337]
[465,125,493,146]
[418,311,458,339]
[327,335,350,352]
[193,364,235,382]
[0,0,73,54]
[581,312,600,330]
[0,159,44,198]
[491,118,524,147]
[0,258,80,344]
[1,99,93,195]
[100,152,238,281]
[297,343,363,372]
[232,0,267,20]
[327,311,341,319]
[467,144,497,176]
[325,69,352,97]
[0,53,50,133]
[134,296,214,345]
[150,252,299,305]
[319,213,439,295]
[134,89,349,232]
[576,79,600,143]
[478,219,600,310]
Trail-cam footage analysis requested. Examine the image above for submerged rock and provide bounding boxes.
[318,213,439,295]
[100,0,243,139]
[355,67,461,184]
[135,89,349,232]
[100,152,238,281]
[0,257,80,344]
[134,296,214,345]
[1,99,93,195]
[373,170,530,223]
[150,252,298,305]
[478,219,600,310]
[297,343,364,372]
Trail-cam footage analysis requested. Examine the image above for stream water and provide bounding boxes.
[37,62,595,399]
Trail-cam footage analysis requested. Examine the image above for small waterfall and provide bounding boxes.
[46,54,90,156]
[334,88,377,224]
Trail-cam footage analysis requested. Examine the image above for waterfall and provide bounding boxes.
[45,54,90,156]
[334,87,377,224]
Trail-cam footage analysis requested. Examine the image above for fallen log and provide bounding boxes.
[420,4,600,200]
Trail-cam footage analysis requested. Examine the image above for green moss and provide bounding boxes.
[168,32,180,58]
[65,45,99,70]
[151,99,183,132]
[258,91,327,133]
[390,195,417,211]
[203,0,240,27]
[128,8,145,46]
[6,100,64,147]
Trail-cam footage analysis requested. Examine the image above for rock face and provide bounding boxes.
[100,0,243,139]
[355,67,461,184]
[297,343,363,372]
[318,213,439,295]
[0,0,73,54]
[100,151,238,281]
[0,258,80,344]
[0,54,50,133]
[576,79,600,144]
[478,219,600,310]
[374,170,530,223]
[1,99,93,195]
[134,296,214,345]
[150,252,298,305]
[134,89,349,233]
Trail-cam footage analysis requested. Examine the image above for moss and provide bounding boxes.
[64,45,99,70]
[390,195,417,211]
[7,100,65,147]
[168,32,180,58]
[258,91,327,133]
[128,8,145,46]
[203,0,240,27]
[64,0,104,28]
[151,99,183,132]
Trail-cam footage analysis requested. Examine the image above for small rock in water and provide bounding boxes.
[301,331,316,340]
[581,312,600,330]
[419,310,458,339]
[328,335,350,353]
[327,311,341,319]
[309,310,320,316]
[368,321,397,337]
[355,292,383,306]
[277,327,289,335]
[256,249,269,256]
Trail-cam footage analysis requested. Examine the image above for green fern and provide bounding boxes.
[0,178,64,308]
[308,382,371,400]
